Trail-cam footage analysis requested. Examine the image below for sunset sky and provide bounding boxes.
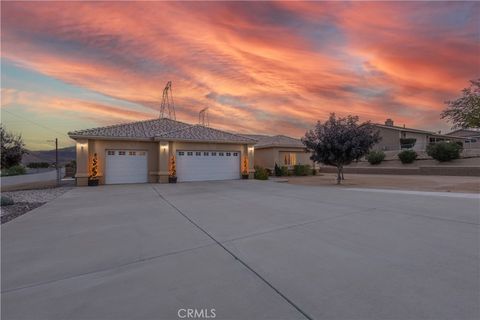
[1,1,479,150]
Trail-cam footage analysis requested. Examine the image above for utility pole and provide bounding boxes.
[55,138,60,186]
[48,138,60,187]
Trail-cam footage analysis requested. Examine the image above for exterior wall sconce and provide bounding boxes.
[160,142,169,153]
[248,146,254,153]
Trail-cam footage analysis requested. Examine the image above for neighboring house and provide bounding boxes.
[371,119,465,152]
[446,128,480,149]
[68,118,257,186]
[242,134,311,171]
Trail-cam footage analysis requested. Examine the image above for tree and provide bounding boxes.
[1,125,27,169]
[302,113,380,184]
[441,79,480,129]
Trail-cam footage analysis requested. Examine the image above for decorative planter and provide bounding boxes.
[88,178,99,186]
[168,176,177,183]
[241,174,249,179]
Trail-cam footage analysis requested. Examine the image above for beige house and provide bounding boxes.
[371,119,465,152]
[68,118,256,186]
[242,134,312,171]
[446,128,480,149]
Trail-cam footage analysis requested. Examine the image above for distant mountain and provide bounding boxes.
[22,146,76,165]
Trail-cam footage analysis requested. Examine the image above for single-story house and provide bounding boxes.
[68,118,257,186]
[446,128,480,149]
[371,119,465,152]
[242,134,312,171]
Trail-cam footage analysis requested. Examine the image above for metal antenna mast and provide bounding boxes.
[198,107,209,127]
[160,81,176,120]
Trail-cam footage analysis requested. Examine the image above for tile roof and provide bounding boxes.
[68,118,256,144]
[372,124,466,139]
[242,134,305,149]
[156,125,257,143]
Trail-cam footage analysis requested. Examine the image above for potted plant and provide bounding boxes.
[241,156,249,179]
[88,153,99,186]
[168,155,177,183]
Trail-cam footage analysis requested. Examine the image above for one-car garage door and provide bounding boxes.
[105,150,148,184]
[176,150,240,182]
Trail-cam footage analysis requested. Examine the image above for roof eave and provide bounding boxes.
[68,135,154,142]
[154,137,255,144]
[254,144,305,150]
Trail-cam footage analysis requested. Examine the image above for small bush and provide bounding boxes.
[312,168,317,175]
[254,166,269,180]
[427,142,462,162]
[27,162,50,169]
[265,168,272,176]
[398,150,417,164]
[1,165,27,176]
[367,150,386,165]
[274,163,282,176]
[1,196,14,206]
[280,166,289,176]
[293,164,311,176]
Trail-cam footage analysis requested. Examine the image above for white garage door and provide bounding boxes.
[105,150,148,184]
[176,150,240,182]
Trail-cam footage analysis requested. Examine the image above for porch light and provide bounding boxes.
[160,142,169,152]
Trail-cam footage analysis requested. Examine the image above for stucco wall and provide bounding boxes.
[373,128,400,151]
[253,148,276,169]
[254,147,312,170]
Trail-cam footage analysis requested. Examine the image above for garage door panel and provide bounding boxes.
[105,150,148,184]
[177,151,240,182]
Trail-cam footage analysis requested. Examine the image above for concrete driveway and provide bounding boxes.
[2,181,479,320]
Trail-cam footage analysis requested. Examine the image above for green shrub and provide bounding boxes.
[1,196,14,206]
[254,166,269,180]
[27,162,50,168]
[1,165,26,176]
[293,164,311,176]
[367,150,386,165]
[274,163,282,176]
[280,166,289,176]
[398,150,417,164]
[312,168,317,175]
[427,142,462,162]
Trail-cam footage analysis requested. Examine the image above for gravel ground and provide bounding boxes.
[287,173,480,193]
[1,187,72,224]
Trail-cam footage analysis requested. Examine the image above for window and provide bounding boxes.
[129,151,136,156]
[138,151,146,156]
[178,151,185,156]
[284,153,297,166]
[219,152,224,156]
[233,152,238,156]
[119,151,126,156]
[211,152,217,156]
[187,152,193,156]
[107,151,115,155]
[204,152,209,156]
[226,152,231,156]
[196,152,201,156]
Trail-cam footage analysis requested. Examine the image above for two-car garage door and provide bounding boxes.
[176,150,240,182]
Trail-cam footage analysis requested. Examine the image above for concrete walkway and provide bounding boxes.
[2,181,479,319]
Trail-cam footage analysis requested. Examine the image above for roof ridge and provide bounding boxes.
[192,124,258,141]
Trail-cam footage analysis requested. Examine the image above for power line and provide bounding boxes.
[2,109,67,136]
